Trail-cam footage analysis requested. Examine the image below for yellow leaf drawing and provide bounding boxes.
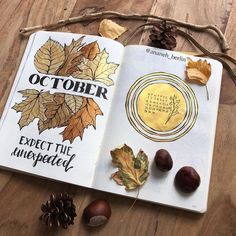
[34,38,65,74]
[65,94,83,114]
[38,93,73,133]
[56,37,85,76]
[110,144,149,190]
[62,98,103,143]
[12,89,54,129]
[186,58,212,85]
[98,19,127,39]
[72,49,119,86]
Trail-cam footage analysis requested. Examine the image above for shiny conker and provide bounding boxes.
[175,166,201,193]
[82,199,111,227]
[154,149,173,171]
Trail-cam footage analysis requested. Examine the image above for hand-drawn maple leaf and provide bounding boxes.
[62,98,103,143]
[110,144,149,190]
[72,49,119,86]
[12,89,54,129]
[186,58,212,85]
[34,38,65,74]
[38,93,73,133]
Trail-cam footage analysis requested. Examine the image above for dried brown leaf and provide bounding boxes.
[186,58,211,85]
[98,19,127,39]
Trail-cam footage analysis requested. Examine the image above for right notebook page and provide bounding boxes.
[93,45,223,213]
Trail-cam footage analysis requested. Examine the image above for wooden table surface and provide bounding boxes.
[0,0,236,235]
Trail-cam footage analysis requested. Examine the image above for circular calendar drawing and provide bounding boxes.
[125,72,198,142]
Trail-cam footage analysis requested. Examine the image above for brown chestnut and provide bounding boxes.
[82,199,111,227]
[175,166,201,193]
[154,149,173,171]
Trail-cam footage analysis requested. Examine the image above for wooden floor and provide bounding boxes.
[0,0,236,235]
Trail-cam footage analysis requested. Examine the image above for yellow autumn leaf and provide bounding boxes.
[110,144,149,190]
[98,19,127,39]
[12,89,54,129]
[34,38,65,74]
[186,58,212,85]
[65,94,83,114]
[72,49,119,86]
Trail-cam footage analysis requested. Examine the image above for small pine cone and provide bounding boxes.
[40,193,77,229]
[149,20,177,50]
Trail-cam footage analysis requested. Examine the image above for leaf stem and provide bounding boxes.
[120,187,140,223]
[205,85,209,101]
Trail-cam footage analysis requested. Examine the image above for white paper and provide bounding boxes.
[92,45,222,213]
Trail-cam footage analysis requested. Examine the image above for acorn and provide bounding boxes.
[154,149,173,171]
[175,166,201,193]
[82,199,111,227]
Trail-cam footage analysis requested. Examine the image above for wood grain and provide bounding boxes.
[0,0,235,235]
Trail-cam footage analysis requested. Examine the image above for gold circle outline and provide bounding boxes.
[125,72,198,142]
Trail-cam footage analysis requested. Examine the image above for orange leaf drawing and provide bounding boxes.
[62,98,103,143]
[80,41,100,60]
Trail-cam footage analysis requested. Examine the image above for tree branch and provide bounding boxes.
[19,10,229,52]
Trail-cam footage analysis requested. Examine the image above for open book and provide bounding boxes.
[0,31,222,213]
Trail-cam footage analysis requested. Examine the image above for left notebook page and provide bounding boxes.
[0,31,124,187]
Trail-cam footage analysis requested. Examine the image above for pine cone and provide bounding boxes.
[149,20,177,50]
[40,193,77,229]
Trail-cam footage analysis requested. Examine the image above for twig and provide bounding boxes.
[19,11,229,52]
[194,53,236,65]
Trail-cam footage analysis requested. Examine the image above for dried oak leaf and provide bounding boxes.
[38,93,73,133]
[98,19,127,39]
[34,38,65,74]
[62,98,103,143]
[72,49,119,86]
[12,89,54,129]
[110,144,149,190]
[186,58,211,85]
